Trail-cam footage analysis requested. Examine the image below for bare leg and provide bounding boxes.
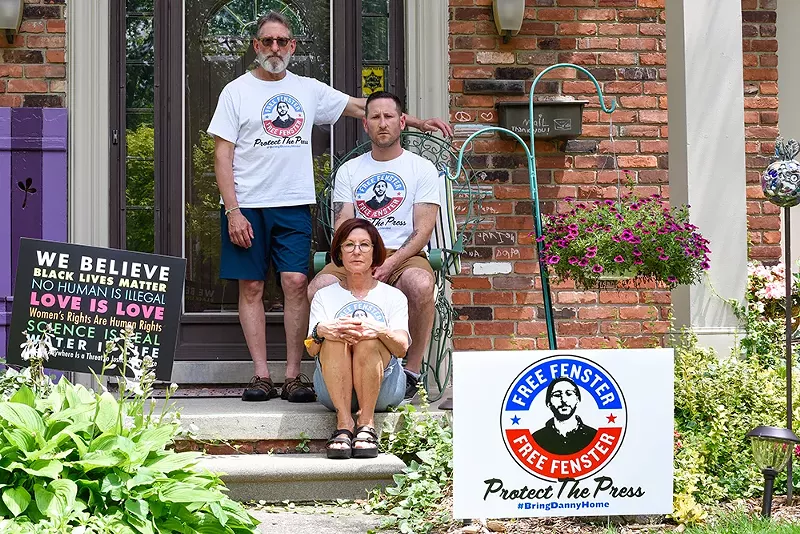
[239,280,268,378]
[394,268,435,374]
[281,272,309,379]
[307,272,340,303]
[352,339,392,451]
[320,340,355,450]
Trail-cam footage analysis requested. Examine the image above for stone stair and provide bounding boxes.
[176,395,450,503]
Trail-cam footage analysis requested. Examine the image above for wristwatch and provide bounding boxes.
[311,322,325,344]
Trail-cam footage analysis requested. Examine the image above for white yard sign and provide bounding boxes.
[453,349,673,519]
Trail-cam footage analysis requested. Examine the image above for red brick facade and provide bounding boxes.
[0,0,66,108]
[447,0,779,352]
[743,0,781,259]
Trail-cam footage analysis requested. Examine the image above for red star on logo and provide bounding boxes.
[606,413,617,424]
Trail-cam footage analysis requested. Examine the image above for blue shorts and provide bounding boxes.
[314,356,406,413]
[219,206,312,280]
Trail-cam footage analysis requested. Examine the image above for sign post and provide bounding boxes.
[7,238,186,381]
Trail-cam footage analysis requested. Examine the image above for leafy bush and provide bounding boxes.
[366,393,453,534]
[673,331,787,523]
[730,260,798,367]
[0,325,259,533]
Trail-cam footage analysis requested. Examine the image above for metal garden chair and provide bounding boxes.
[313,131,483,401]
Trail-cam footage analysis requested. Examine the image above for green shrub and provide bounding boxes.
[673,331,787,522]
[366,393,453,534]
[0,325,259,533]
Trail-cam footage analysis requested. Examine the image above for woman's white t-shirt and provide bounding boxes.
[308,282,411,343]
[208,71,349,208]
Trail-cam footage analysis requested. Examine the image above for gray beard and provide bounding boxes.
[257,51,292,74]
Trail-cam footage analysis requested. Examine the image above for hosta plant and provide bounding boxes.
[538,188,711,289]
[0,324,259,533]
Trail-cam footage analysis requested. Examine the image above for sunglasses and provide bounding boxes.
[256,37,292,48]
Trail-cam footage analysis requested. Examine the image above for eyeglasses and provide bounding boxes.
[256,37,291,48]
[341,241,373,253]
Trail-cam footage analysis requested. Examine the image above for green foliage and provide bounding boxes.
[366,393,452,534]
[539,186,711,290]
[730,260,798,368]
[124,125,155,253]
[684,511,800,534]
[672,331,786,524]
[0,328,259,533]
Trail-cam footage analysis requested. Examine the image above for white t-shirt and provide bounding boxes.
[332,150,441,249]
[308,282,411,343]
[208,71,349,208]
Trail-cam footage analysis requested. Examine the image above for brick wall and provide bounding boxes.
[447,0,777,351]
[0,0,66,108]
[743,0,781,261]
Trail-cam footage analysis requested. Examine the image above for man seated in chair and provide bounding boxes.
[308,90,440,403]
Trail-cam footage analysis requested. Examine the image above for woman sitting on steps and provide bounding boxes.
[305,218,410,459]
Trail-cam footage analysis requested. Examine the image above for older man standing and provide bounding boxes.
[208,12,451,402]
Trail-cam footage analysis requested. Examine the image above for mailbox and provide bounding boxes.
[496,98,587,140]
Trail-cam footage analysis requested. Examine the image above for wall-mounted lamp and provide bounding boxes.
[0,0,22,44]
[493,0,525,44]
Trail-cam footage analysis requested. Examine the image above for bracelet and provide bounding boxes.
[311,322,325,344]
[224,206,240,216]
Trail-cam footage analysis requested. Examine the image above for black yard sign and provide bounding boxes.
[7,239,186,381]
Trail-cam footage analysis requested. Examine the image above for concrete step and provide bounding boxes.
[175,395,450,443]
[198,452,406,502]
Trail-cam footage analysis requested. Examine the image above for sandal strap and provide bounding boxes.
[326,428,353,446]
[353,425,378,444]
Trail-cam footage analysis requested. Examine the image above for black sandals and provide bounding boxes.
[352,425,379,459]
[326,429,354,459]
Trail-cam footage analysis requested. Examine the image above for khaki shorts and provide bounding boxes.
[318,250,433,286]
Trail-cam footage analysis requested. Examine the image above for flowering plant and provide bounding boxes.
[730,260,800,367]
[537,191,711,289]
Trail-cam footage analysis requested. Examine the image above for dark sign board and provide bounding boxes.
[496,100,587,140]
[7,239,186,381]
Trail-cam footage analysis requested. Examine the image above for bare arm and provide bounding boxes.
[332,201,355,232]
[389,203,439,265]
[214,136,237,211]
[341,97,454,137]
[214,136,253,248]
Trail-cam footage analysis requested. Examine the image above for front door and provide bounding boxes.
[110,0,405,384]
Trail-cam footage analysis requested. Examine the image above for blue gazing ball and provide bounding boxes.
[762,137,800,208]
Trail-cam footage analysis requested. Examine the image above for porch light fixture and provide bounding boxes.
[747,425,800,517]
[0,0,22,43]
[493,0,525,44]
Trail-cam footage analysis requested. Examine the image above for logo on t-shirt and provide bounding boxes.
[354,172,406,219]
[335,301,387,324]
[262,93,305,138]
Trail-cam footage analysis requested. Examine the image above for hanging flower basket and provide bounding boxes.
[537,192,711,290]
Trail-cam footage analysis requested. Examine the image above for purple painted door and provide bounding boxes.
[0,108,68,358]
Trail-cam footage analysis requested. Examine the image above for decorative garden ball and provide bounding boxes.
[762,137,800,208]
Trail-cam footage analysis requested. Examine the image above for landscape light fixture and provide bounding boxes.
[493,0,525,44]
[747,425,800,517]
[0,0,22,44]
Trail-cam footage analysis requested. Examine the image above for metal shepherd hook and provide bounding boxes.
[447,63,616,349]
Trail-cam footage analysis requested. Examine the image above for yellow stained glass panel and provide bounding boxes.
[362,67,385,96]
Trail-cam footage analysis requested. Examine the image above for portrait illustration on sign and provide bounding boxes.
[500,355,627,482]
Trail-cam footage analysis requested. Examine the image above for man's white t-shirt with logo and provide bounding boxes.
[208,70,349,208]
[308,282,411,344]
[332,150,441,249]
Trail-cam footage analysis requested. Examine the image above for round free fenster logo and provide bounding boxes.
[262,93,305,138]
[500,355,627,482]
